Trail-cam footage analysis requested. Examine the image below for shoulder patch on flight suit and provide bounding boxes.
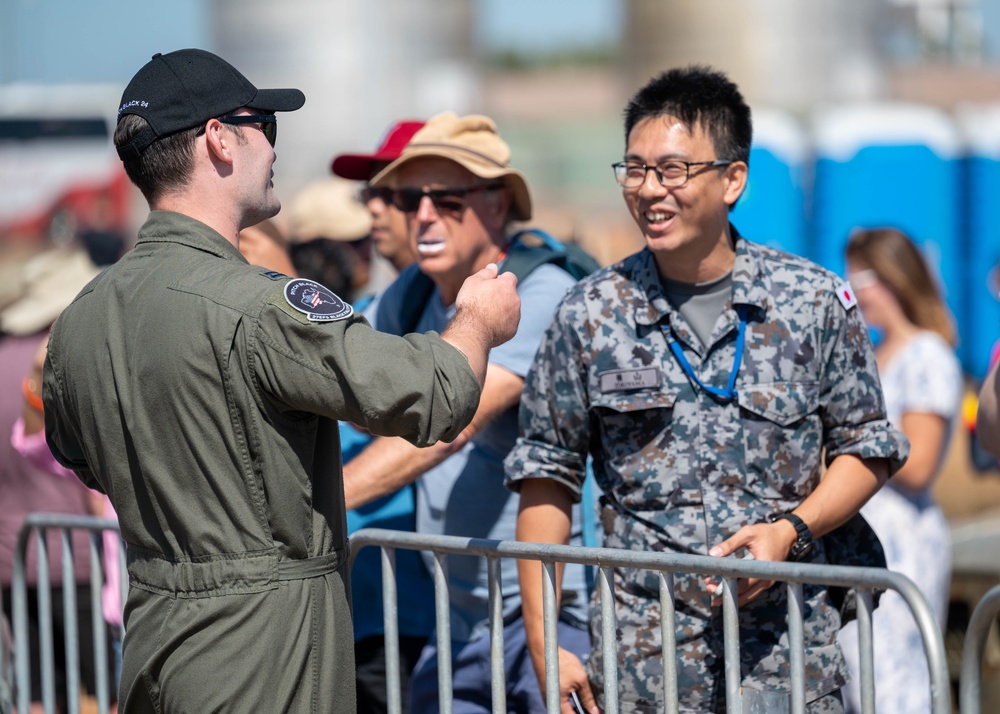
[260,270,289,280]
[835,281,857,311]
[283,278,354,322]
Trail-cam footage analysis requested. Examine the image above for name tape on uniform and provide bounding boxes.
[598,367,661,393]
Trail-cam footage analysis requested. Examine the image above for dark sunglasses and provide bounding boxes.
[357,185,395,204]
[390,184,503,215]
[218,114,277,147]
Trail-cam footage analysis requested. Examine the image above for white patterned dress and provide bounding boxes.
[839,330,962,713]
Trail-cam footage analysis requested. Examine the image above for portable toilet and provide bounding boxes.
[957,103,1000,380]
[811,103,964,365]
[731,108,808,257]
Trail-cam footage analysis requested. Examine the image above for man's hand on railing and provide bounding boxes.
[705,520,798,606]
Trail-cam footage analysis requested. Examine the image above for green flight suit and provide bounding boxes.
[43,211,481,713]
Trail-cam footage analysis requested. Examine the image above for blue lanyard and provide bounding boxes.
[661,305,748,402]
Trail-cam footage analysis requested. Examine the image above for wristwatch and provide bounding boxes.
[769,512,815,562]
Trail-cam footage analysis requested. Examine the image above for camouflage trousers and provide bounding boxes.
[585,568,847,713]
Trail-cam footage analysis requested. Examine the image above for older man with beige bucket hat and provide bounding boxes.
[343,111,593,714]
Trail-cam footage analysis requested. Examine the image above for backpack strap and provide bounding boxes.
[501,229,601,283]
[376,263,436,337]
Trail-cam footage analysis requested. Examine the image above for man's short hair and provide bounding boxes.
[624,66,752,167]
[114,114,201,203]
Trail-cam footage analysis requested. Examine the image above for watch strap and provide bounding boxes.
[770,512,815,561]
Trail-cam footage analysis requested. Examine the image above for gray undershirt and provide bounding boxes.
[660,271,733,350]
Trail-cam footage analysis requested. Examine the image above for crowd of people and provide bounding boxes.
[0,47,982,714]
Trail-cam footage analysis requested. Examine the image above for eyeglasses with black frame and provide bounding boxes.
[390,184,503,215]
[611,159,734,189]
[219,114,278,147]
[357,185,395,205]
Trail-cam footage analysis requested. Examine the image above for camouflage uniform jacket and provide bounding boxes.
[505,234,908,713]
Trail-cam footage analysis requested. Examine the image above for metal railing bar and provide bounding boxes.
[488,557,505,714]
[60,530,79,714]
[541,561,558,714]
[787,581,805,714]
[960,584,1000,713]
[380,546,401,714]
[659,571,678,714]
[432,553,452,714]
[857,589,875,713]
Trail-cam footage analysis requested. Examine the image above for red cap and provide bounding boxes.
[330,120,425,180]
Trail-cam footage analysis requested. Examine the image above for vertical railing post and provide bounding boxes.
[541,561,559,714]
[381,547,401,714]
[786,582,806,714]
[721,577,741,714]
[659,571,679,714]
[433,553,453,714]
[488,558,506,714]
[599,566,618,714]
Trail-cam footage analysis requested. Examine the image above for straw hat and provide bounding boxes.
[370,112,532,221]
[0,247,102,336]
[288,178,373,243]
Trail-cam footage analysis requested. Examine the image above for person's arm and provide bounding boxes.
[710,282,903,605]
[890,411,949,491]
[978,358,1000,457]
[21,332,48,435]
[516,479,598,714]
[710,454,888,605]
[344,364,523,509]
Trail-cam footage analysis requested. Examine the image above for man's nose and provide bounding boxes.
[415,195,440,222]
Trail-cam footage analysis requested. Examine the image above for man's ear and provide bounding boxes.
[483,187,513,231]
[204,119,235,165]
[722,161,748,207]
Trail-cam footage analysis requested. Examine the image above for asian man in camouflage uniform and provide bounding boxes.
[43,50,519,714]
[504,66,908,713]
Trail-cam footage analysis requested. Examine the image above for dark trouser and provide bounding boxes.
[355,634,428,714]
[408,617,590,714]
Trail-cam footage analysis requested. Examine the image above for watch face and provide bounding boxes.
[790,539,815,561]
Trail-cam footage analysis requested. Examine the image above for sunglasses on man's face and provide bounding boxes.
[390,184,503,215]
[218,114,277,147]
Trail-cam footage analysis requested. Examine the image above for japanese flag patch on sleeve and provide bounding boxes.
[284,279,354,322]
[835,281,857,311]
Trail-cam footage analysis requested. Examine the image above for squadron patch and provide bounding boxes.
[283,279,353,322]
[835,281,858,311]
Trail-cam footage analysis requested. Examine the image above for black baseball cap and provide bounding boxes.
[116,48,305,160]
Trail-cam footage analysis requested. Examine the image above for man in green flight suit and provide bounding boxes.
[42,49,520,714]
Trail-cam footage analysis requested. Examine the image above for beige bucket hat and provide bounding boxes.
[370,112,532,221]
[0,247,102,336]
[288,177,373,243]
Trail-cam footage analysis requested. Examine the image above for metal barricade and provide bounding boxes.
[11,513,126,714]
[960,583,1000,713]
[1,587,11,714]
[350,528,950,714]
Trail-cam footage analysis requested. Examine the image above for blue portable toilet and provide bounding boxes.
[958,104,1000,380]
[731,108,808,257]
[811,103,964,366]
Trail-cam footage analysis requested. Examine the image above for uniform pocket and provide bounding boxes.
[737,381,821,500]
[589,388,680,497]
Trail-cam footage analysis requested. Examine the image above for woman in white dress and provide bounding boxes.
[839,227,962,713]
